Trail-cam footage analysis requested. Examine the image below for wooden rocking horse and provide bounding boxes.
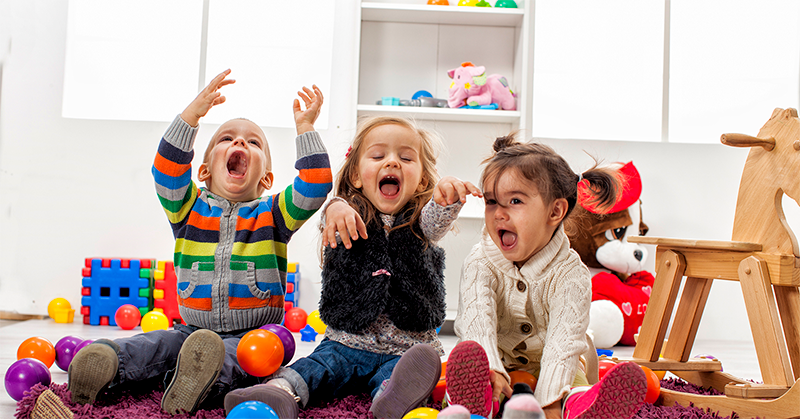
[627,108,800,419]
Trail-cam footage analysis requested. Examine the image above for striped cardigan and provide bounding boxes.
[152,115,332,332]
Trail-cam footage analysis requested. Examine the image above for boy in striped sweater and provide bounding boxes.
[67,69,332,415]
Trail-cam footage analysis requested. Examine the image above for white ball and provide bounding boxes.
[588,300,624,349]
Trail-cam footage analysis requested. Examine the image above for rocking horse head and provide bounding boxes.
[721,107,800,257]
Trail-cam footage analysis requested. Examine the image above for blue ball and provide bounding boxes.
[227,401,279,419]
[412,90,433,100]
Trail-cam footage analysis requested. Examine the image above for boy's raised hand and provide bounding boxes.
[434,176,483,207]
[181,69,235,127]
[322,200,368,250]
[294,85,324,135]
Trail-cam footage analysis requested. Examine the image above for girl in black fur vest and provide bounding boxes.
[224,116,482,418]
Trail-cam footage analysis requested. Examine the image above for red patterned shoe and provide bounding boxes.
[445,341,493,417]
[563,361,647,419]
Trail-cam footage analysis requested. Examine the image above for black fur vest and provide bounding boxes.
[319,209,446,334]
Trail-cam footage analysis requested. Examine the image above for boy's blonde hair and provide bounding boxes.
[202,118,272,168]
[335,116,442,236]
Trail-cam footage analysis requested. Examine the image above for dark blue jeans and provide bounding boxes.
[274,338,401,407]
[110,324,258,402]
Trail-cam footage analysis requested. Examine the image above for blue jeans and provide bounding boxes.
[273,338,400,407]
[110,324,259,402]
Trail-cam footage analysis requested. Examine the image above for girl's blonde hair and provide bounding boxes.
[335,116,441,237]
[481,133,618,222]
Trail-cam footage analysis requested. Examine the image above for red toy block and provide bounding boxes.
[153,261,183,327]
[81,287,91,296]
[99,316,109,326]
[284,302,294,311]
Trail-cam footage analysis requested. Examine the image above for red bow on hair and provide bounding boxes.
[346,146,352,158]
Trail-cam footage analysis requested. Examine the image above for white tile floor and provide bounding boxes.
[0,319,764,417]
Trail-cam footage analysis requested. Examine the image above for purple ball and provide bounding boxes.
[4,358,51,401]
[54,335,84,372]
[260,324,295,366]
[74,339,94,355]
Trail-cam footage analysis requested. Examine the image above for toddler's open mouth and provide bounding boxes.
[227,151,247,178]
[499,229,518,250]
[379,175,400,198]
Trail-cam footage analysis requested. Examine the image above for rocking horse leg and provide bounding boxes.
[739,256,794,386]
[662,276,713,362]
[633,250,686,362]
[659,378,800,419]
[774,285,800,380]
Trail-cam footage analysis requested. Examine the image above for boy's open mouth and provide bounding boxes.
[227,151,247,178]
[379,175,400,198]
[499,229,517,249]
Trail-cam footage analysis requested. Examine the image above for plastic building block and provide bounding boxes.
[153,261,183,327]
[80,258,150,326]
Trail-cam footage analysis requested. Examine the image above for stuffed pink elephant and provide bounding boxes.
[447,62,516,110]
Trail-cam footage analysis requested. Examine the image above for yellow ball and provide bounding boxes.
[141,310,169,332]
[402,407,439,419]
[458,0,479,5]
[307,310,327,334]
[47,298,71,319]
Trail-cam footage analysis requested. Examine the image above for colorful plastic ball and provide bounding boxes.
[458,0,479,5]
[307,310,327,334]
[47,298,71,319]
[494,0,518,7]
[640,365,661,404]
[115,304,142,330]
[54,335,84,371]
[226,400,279,419]
[237,329,284,377]
[4,358,51,401]
[17,336,56,368]
[508,370,538,392]
[402,407,440,419]
[284,307,308,332]
[598,359,617,380]
[74,339,94,355]
[141,310,169,333]
[260,324,295,366]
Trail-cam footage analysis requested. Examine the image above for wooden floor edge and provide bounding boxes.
[0,310,47,320]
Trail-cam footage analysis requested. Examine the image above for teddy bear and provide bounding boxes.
[565,161,654,348]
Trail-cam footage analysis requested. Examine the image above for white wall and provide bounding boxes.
[2,0,793,343]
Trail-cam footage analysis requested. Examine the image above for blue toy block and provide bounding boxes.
[81,258,150,326]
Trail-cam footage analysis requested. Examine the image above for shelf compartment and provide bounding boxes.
[357,104,521,123]
[361,2,524,27]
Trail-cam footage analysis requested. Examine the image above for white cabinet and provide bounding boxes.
[356,1,532,126]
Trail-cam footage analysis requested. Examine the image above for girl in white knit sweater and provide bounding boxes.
[447,135,648,419]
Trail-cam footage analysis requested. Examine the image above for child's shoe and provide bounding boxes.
[67,338,120,404]
[563,361,646,419]
[31,389,73,419]
[224,380,300,419]
[502,393,543,419]
[161,329,225,414]
[369,343,442,419]
[438,403,471,419]
[445,340,493,417]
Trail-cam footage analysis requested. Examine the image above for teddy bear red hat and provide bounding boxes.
[577,161,642,214]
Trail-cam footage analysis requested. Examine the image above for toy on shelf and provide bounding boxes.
[4,358,51,401]
[260,323,296,366]
[447,62,516,110]
[428,0,449,5]
[237,329,284,377]
[47,298,75,323]
[495,0,518,7]
[566,161,653,348]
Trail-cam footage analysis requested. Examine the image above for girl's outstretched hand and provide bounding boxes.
[181,69,235,127]
[323,200,368,249]
[433,176,482,207]
[294,85,324,135]
[490,371,513,406]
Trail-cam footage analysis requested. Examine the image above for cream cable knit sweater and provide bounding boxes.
[454,225,591,407]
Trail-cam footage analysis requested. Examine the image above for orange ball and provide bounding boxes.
[640,365,661,404]
[17,336,56,368]
[236,329,284,377]
[508,370,538,392]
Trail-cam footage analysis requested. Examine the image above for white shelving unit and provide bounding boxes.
[356,1,532,127]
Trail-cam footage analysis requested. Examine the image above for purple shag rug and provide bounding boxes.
[15,379,739,419]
